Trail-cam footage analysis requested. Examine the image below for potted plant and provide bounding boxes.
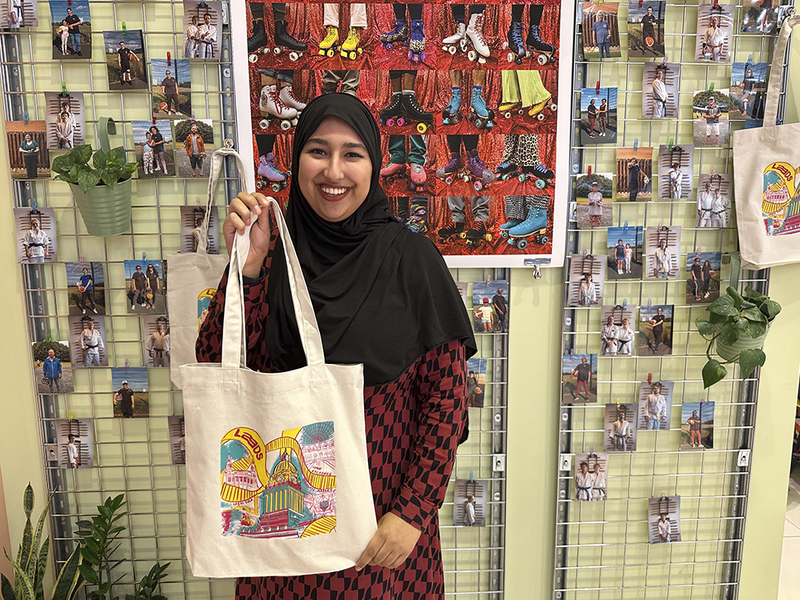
[3,484,169,600]
[695,285,782,388]
[51,117,137,237]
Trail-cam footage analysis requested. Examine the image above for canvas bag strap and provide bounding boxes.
[199,147,248,256]
[222,198,326,370]
[763,12,800,126]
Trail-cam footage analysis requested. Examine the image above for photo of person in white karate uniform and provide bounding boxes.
[609,408,631,450]
[579,274,597,306]
[22,218,49,263]
[16,208,57,264]
[652,66,668,117]
[643,382,667,430]
[79,319,104,367]
[649,495,681,543]
[575,461,593,501]
[601,315,618,355]
[616,318,635,355]
[591,462,606,500]
[66,433,79,467]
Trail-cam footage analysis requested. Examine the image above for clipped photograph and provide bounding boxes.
[649,495,681,543]
[111,367,149,418]
[69,315,107,367]
[455,281,468,306]
[575,172,613,229]
[742,0,789,33]
[580,88,618,144]
[143,315,170,368]
[32,339,73,394]
[599,304,638,356]
[645,225,681,280]
[568,253,605,307]
[103,30,146,89]
[637,381,673,430]
[658,144,694,200]
[617,147,653,201]
[6,120,50,179]
[643,62,680,119]
[696,172,731,228]
[49,0,90,59]
[180,205,219,254]
[175,119,214,178]
[168,415,185,464]
[50,419,93,468]
[628,1,665,58]
[14,208,56,264]
[182,0,221,59]
[2,0,37,28]
[452,478,488,527]
[467,357,487,408]
[44,92,85,150]
[686,251,722,304]
[150,58,191,119]
[692,89,730,147]
[582,2,621,60]
[605,403,638,451]
[730,62,768,120]
[124,259,167,313]
[562,354,598,404]
[638,304,673,356]
[574,452,608,501]
[472,280,509,332]
[607,226,644,280]
[681,400,715,450]
[133,120,175,178]
[65,261,105,315]
[696,4,734,63]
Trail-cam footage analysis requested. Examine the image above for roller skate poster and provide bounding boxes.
[220,422,337,538]
[230,1,576,268]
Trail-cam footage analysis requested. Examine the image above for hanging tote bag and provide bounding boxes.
[732,12,800,269]
[166,148,237,388]
[181,198,377,578]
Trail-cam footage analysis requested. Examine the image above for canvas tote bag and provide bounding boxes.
[181,198,377,578]
[732,12,800,269]
[166,148,238,388]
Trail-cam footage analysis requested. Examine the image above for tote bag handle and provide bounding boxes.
[222,197,326,370]
[762,12,800,127]
[197,146,248,256]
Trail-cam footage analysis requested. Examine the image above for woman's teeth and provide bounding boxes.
[320,185,348,196]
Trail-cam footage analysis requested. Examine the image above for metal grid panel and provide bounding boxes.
[554,1,782,598]
[3,3,509,598]
[443,268,509,599]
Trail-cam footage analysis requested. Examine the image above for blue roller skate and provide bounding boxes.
[408,20,426,62]
[504,206,549,249]
[519,164,555,189]
[467,86,495,130]
[442,87,462,125]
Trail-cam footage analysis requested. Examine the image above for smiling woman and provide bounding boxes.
[197,93,477,598]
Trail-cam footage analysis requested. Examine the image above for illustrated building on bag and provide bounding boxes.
[220,423,337,539]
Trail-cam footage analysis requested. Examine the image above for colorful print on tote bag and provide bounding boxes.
[220,423,337,539]
[762,161,800,236]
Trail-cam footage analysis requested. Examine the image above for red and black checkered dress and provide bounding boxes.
[196,267,468,599]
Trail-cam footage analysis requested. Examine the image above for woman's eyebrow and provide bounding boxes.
[305,137,367,151]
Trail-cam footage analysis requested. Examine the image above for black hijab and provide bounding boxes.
[264,93,476,386]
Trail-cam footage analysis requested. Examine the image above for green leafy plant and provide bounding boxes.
[75,495,127,600]
[696,285,782,388]
[124,563,170,600]
[52,145,138,194]
[1,483,83,600]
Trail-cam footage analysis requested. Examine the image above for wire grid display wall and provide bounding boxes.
[554,0,781,598]
[2,4,510,600]
[441,268,509,599]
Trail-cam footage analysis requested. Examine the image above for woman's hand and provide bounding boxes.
[355,512,421,571]
[223,191,271,279]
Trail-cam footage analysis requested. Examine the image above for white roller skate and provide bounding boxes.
[442,22,466,55]
[279,84,307,113]
[258,83,298,131]
[465,12,490,64]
